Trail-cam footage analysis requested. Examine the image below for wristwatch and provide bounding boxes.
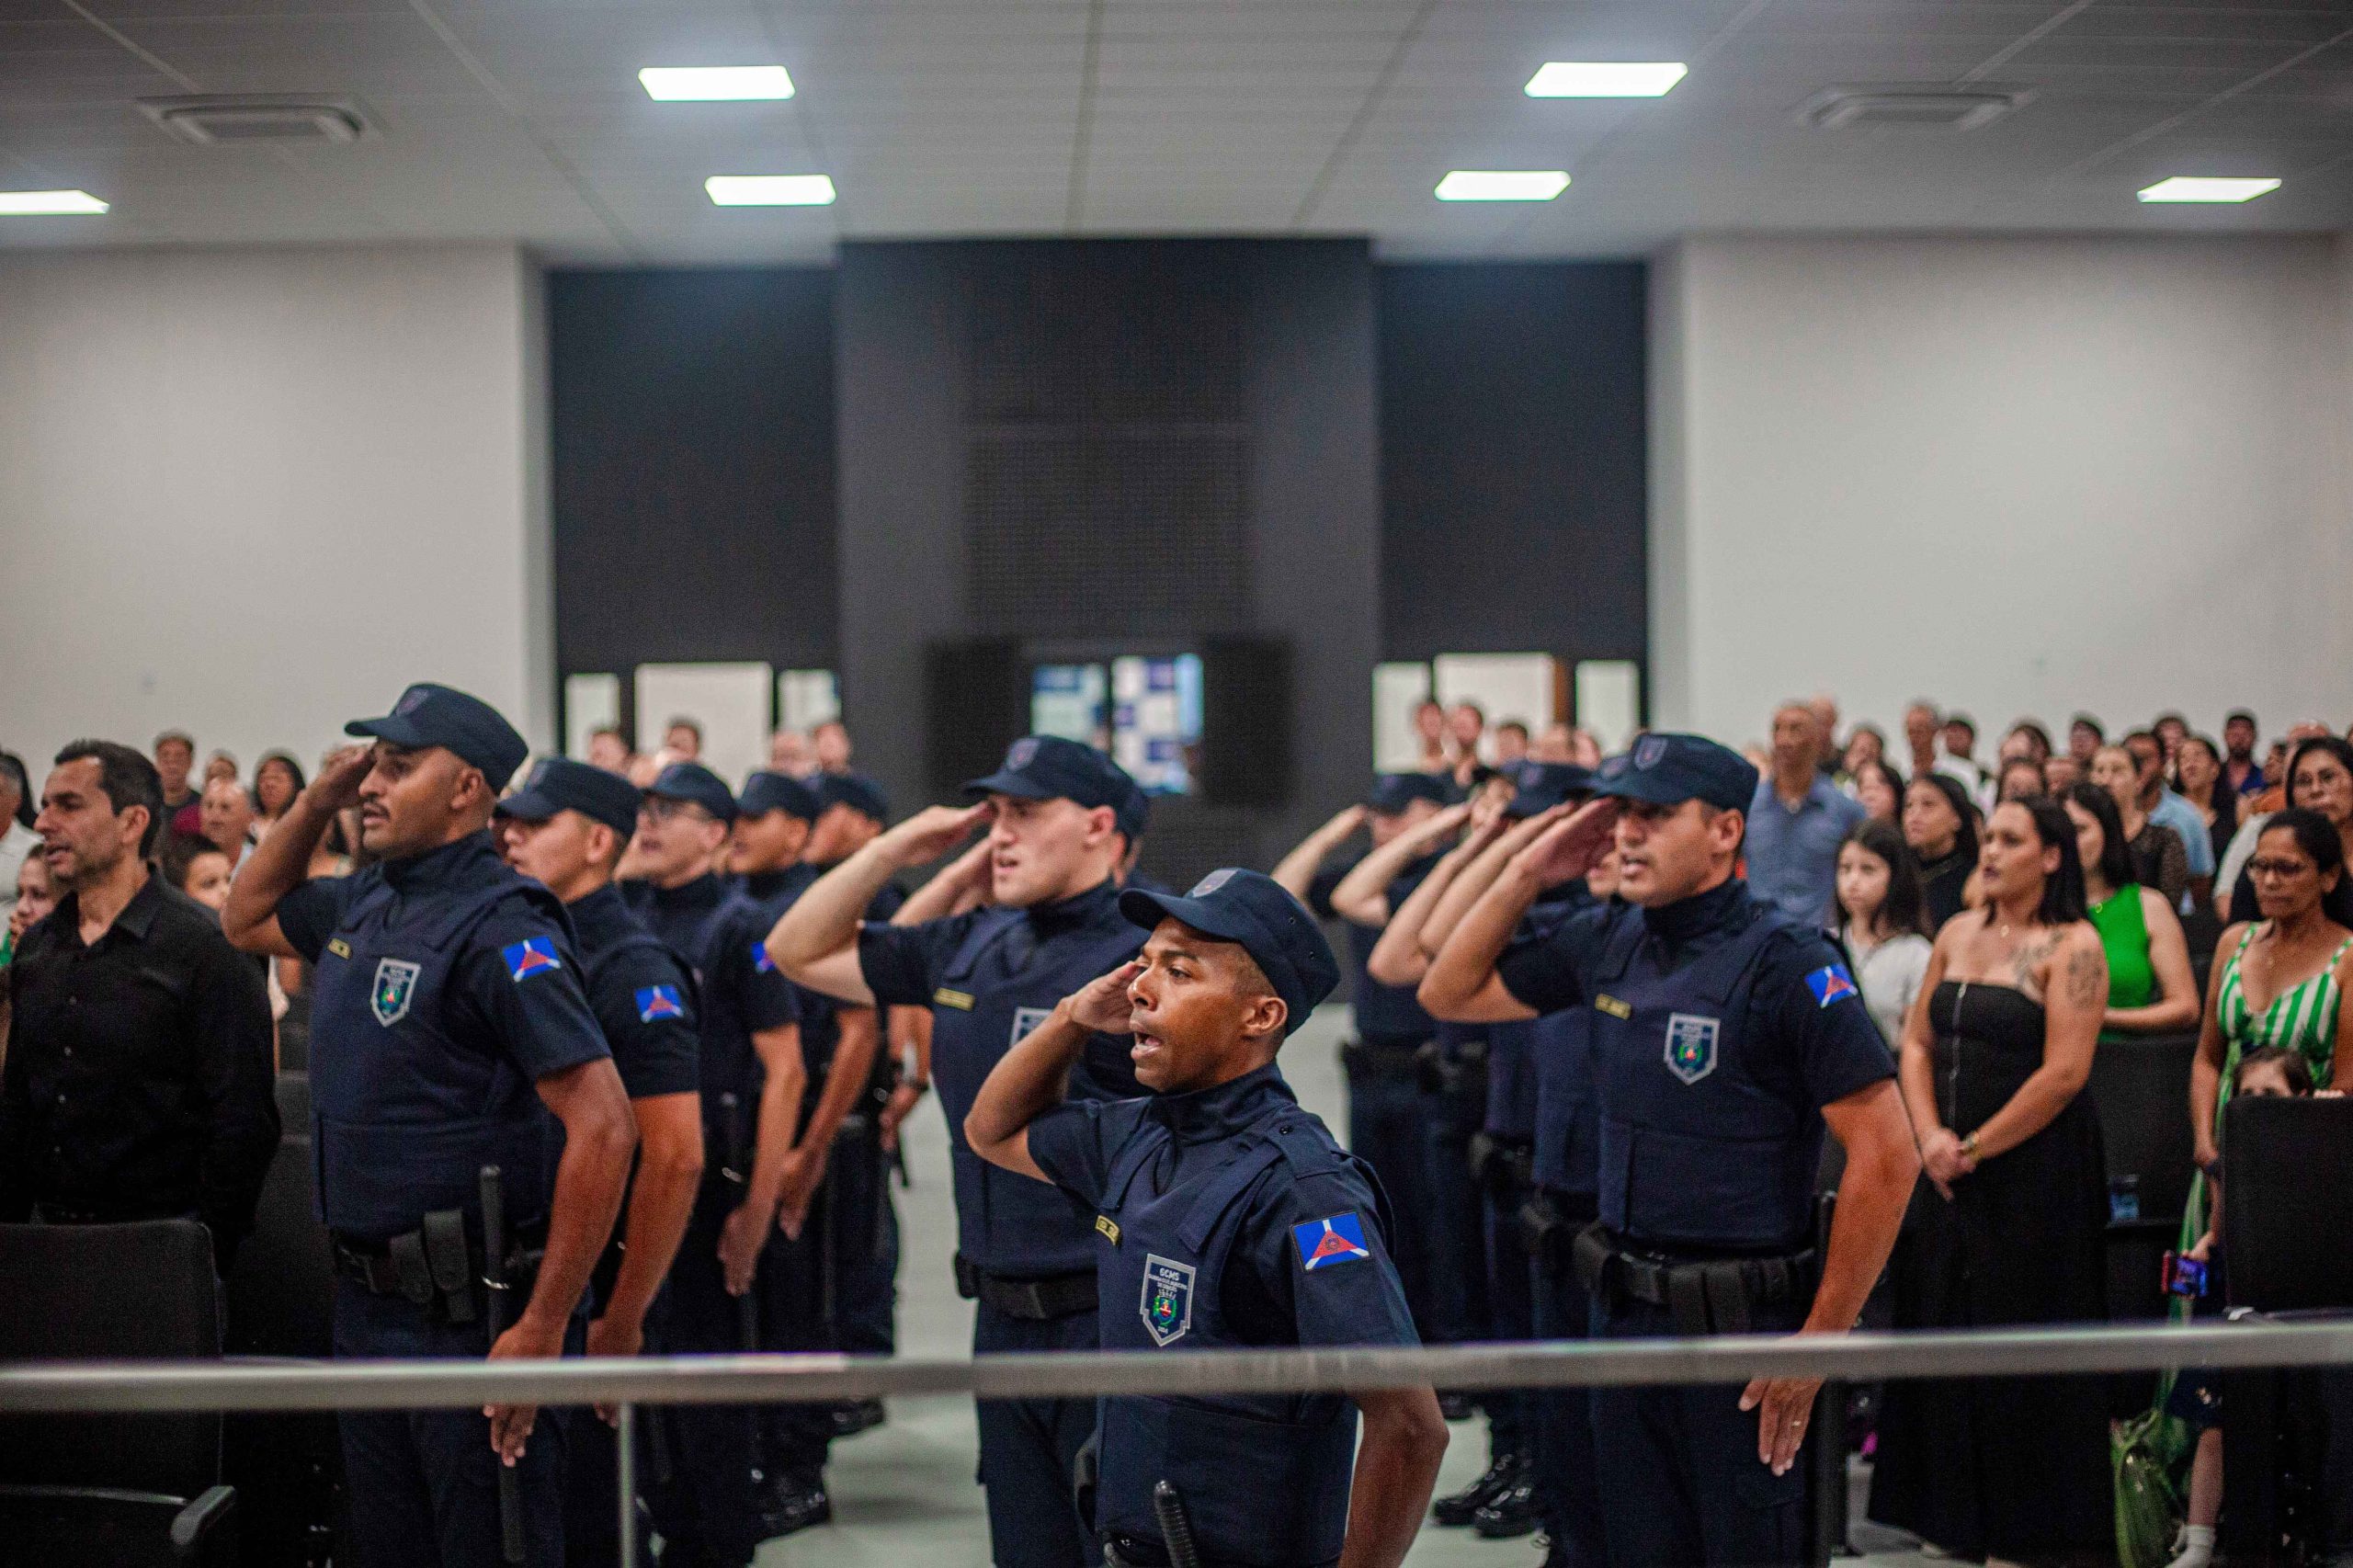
[1961,1131,1982,1164]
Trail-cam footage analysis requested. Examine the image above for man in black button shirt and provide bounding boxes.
[0,740,278,1270]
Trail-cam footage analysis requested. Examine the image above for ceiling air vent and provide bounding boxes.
[139,96,373,146]
[1800,87,2027,131]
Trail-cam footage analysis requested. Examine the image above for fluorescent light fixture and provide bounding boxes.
[0,189,108,215]
[1526,61,1688,97]
[1435,169,1569,202]
[640,65,795,101]
[2136,176,2279,204]
[705,174,835,207]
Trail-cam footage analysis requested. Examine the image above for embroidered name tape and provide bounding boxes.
[933,987,975,1011]
[1595,994,1633,1019]
[1095,1214,1120,1245]
[327,937,352,960]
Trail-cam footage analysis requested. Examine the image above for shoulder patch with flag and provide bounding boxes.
[635,984,686,1023]
[752,942,776,974]
[1805,962,1859,1008]
[503,937,562,983]
[1292,1212,1372,1271]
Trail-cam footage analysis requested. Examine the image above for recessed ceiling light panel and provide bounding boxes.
[0,189,108,215]
[705,174,835,207]
[642,65,796,101]
[2137,176,2279,204]
[1436,170,1569,202]
[1525,62,1687,97]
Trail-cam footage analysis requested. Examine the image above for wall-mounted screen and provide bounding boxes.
[1029,653,1204,796]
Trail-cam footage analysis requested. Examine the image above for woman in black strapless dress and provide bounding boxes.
[1870,799,2115,1564]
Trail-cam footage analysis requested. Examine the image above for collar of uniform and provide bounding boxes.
[564,881,631,944]
[649,870,727,915]
[381,831,505,894]
[1027,877,1121,934]
[1146,1061,1295,1143]
[52,867,165,949]
[1640,874,1749,948]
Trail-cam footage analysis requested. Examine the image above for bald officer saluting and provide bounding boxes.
[767,735,1146,1568]
[225,685,637,1568]
[965,869,1448,1568]
[1422,734,1918,1568]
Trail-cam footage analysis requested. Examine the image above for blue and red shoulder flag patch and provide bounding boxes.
[1805,962,1860,1008]
[502,937,563,983]
[751,941,777,975]
[1291,1211,1372,1271]
[635,984,685,1023]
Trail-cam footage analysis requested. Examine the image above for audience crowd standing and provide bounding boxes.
[1,692,2351,1568]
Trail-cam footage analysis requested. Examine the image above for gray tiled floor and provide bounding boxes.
[754,1006,1935,1567]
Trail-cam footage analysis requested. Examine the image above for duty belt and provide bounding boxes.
[1414,1038,1486,1097]
[1466,1131,1535,1194]
[954,1254,1097,1321]
[1336,1038,1423,1080]
[333,1215,546,1324]
[1571,1223,1818,1337]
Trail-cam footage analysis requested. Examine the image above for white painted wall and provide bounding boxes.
[0,244,551,788]
[1649,234,2353,752]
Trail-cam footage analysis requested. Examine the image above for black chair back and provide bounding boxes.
[274,1069,312,1133]
[0,1219,222,1496]
[2222,1095,2353,1312]
[224,1135,333,1358]
[2086,1031,2200,1221]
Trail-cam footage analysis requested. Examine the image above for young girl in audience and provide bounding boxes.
[1902,771,1979,932]
[1835,818,1933,1047]
[164,838,234,913]
[1851,757,1904,823]
[2165,1045,2315,1568]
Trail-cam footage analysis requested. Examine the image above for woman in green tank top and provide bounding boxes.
[2063,785,2199,1040]
[2188,809,2353,1179]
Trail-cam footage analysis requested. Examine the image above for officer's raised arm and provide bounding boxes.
[222,742,372,959]
[1326,799,1471,926]
[766,801,992,1003]
[963,960,1142,1180]
[1419,796,1620,1021]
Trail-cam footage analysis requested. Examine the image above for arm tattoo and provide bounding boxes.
[2064,942,2106,1010]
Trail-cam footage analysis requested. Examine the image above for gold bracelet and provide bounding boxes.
[1961,1131,1982,1163]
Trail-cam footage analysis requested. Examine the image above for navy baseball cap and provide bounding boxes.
[498,757,641,839]
[644,762,739,824]
[1591,733,1757,813]
[740,770,819,822]
[345,683,529,790]
[1119,869,1339,1035]
[1506,761,1596,818]
[814,771,890,824]
[1366,772,1451,815]
[963,735,1136,816]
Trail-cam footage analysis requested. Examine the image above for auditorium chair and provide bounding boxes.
[0,1219,238,1564]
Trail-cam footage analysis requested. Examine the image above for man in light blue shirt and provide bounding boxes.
[1746,702,1868,928]
[2127,729,2214,903]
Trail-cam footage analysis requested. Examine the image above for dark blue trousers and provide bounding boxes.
[1529,1198,1605,1568]
[333,1278,577,1568]
[1482,1180,1535,1457]
[1587,1292,1809,1568]
[1419,1093,1488,1348]
[643,1185,766,1566]
[972,1300,1100,1568]
[1340,1055,1435,1335]
[829,1122,900,1358]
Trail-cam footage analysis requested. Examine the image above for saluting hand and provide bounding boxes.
[1064,960,1145,1036]
[1514,798,1620,886]
[305,744,374,813]
[877,801,995,869]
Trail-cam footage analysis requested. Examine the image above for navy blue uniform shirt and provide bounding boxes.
[277,834,610,1086]
[564,882,700,1100]
[1497,878,1893,1120]
[1028,1063,1419,1347]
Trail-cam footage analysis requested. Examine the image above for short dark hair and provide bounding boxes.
[159,832,229,893]
[2260,806,2346,882]
[2071,713,2106,742]
[2225,710,2257,730]
[55,739,166,857]
[1837,817,1925,938]
[2007,721,2053,759]
[2064,782,2136,893]
[1497,720,1529,740]
[1944,712,1976,739]
[0,751,29,828]
[153,729,194,756]
[2123,728,2158,750]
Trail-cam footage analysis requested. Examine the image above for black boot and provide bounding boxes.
[755,1468,833,1540]
[1471,1471,1540,1540]
[1432,1449,1522,1528]
[1438,1391,1479,1423]
[829,1398,887,1437]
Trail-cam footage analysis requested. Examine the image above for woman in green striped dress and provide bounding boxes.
[2188,808,2353,1197]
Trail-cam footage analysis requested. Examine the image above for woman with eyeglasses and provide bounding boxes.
[2222,735,2353,929]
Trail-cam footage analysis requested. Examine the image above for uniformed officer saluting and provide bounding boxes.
[224,685,638,1568]
[767,734,1147,1568]
[494,759,706,1568]
[1420,734,1919,1568]
[963,869,1448,1568]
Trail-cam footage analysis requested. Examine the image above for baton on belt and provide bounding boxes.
[479,1164,528,1565]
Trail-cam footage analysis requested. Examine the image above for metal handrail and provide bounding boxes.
[4,1319,2351,1415]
